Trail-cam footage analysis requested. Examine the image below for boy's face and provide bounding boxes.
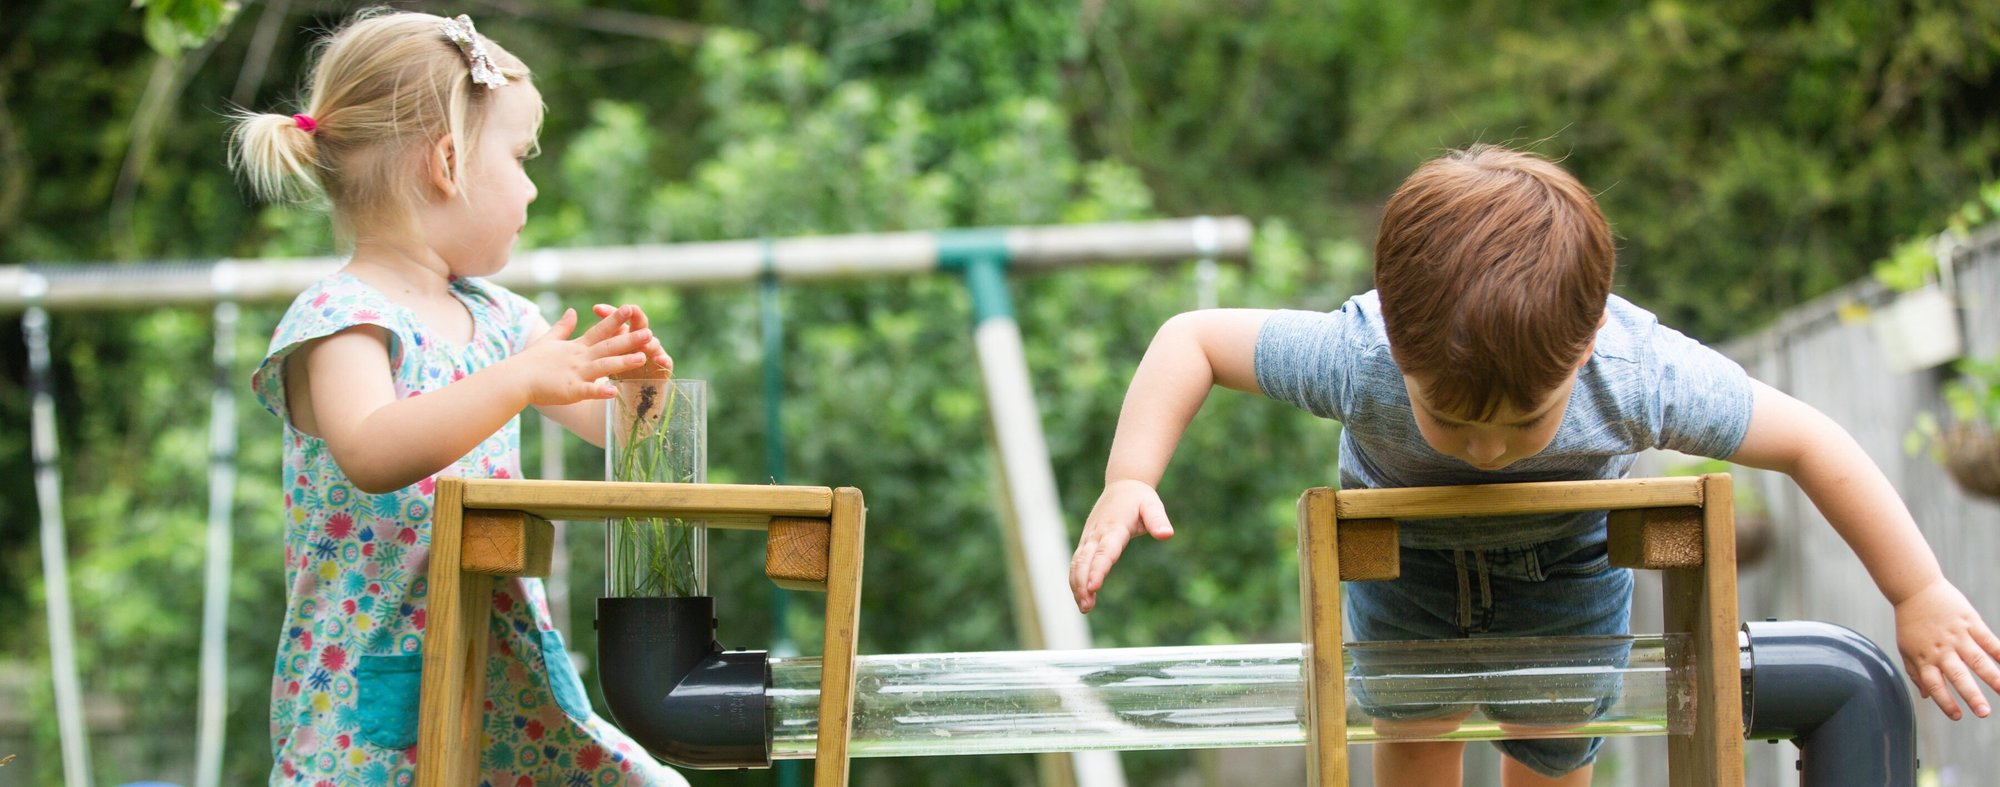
[1402,374,1576,471]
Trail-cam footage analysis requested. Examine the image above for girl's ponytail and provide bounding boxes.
[226,11,534,240]
[229,110,322,204]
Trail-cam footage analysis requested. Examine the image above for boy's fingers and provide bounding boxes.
[1945,650,1991,717]
[1976,625,2000,660]
[1087,531,1131,593]
[1923,664,1964,720]
[1139,498,1175,540]
[1965,640,2000,693]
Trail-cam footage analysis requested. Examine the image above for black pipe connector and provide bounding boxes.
[597,596,770,769]
[1743,620,1916,787]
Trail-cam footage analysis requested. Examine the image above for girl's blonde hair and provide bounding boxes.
[229,9,538,242]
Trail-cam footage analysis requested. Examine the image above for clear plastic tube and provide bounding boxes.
[604,378,707,597]
[769,635,1687,758]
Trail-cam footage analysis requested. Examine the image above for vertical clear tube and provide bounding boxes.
[604,377,707,597]
[769,635,1687,758]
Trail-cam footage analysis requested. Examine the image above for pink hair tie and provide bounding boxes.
[292,113,317,134]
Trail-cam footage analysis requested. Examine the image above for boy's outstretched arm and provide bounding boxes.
[1729,379,2000,720]
[1070,309,1272,613]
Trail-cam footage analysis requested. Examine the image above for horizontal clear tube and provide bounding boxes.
[769,635,1688,759]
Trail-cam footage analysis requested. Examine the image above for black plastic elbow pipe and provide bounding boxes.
[1743,620,1916,787]
[597,596,771,769]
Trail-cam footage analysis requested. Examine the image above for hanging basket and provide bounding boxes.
[1941,425,2000,502]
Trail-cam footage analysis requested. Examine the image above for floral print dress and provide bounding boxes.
[253,272,687,787]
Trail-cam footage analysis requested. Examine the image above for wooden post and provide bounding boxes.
[1297,487,1350,787]
[814,488,867,787]
[416,478,493,786]
[1666,474,1743,787]
[416,480,859,787]
[1303,476,1740,784]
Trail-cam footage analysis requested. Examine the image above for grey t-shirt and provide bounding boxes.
[1254,290,1755,549]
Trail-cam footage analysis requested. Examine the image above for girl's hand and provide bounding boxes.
[513,307,657,406]
[593,302,673,372]
[1069,479,1175,614]
[1894,577,2000,720]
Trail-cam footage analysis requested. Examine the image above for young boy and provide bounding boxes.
[1068,145,2000,786]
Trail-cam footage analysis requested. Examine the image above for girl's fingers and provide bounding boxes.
[581,305,635,344]
[589,330,653,358]
[539,308,578,341]
[623,304,649,331]
[585,352,649,380]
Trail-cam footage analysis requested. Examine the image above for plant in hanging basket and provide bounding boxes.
[1908,354,2000,502]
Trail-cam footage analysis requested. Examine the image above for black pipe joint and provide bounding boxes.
[1743,620,1916,787]
[597,596,770,769]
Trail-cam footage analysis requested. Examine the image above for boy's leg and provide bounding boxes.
[1373,740,1466,787]
[1501,755,1592,787]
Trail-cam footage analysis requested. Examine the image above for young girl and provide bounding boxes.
[233,11,688,786]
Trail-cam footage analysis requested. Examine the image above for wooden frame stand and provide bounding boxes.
[415,478,866,787]
[1298,475,1742,787]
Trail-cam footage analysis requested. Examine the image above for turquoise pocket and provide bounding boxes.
[355,653,424,749]
[540,629,592,721]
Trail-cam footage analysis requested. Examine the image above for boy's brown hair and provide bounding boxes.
[1374,144,1615,420]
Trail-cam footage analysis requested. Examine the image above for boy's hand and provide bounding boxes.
[1894,577,2000,720]
[593,303,674,371]
[1069,479,1175,614]
[514,307,658,406]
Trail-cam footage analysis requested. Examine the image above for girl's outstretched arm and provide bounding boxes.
[303,307,655,493]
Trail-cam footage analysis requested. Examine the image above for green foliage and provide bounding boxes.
[134,0,237,58]
[1074,0,2000,339]
[1943,355,2000,430]
[1872,179,2000,292]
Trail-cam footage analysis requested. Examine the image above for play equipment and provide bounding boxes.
[416,474,1915,786]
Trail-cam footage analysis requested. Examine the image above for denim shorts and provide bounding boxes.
[1344,529,1634,778]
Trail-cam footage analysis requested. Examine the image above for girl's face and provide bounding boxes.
[1402,374,1574,471]
[431,83,542,277]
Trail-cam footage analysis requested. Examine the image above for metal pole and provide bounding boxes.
[949,238,1128,787]
[25,287,94,787]
[193,263,240,787]
[0,218,1253,312]
[760,255,804,787]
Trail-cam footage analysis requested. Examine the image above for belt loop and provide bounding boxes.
[1453,549,1472,630]
[1476,550,1493,612]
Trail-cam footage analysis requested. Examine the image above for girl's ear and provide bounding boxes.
[427,135,458,198]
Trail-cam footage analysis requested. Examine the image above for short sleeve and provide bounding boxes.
[1649,322,1756,458]
[1254,307,1361,421]
[250,278,405,426]
[458,277,544,354]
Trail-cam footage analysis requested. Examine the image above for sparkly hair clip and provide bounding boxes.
[438,14,509,90]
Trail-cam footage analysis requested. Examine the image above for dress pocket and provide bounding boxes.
[355,653,424,749]
[540,628,593,721]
